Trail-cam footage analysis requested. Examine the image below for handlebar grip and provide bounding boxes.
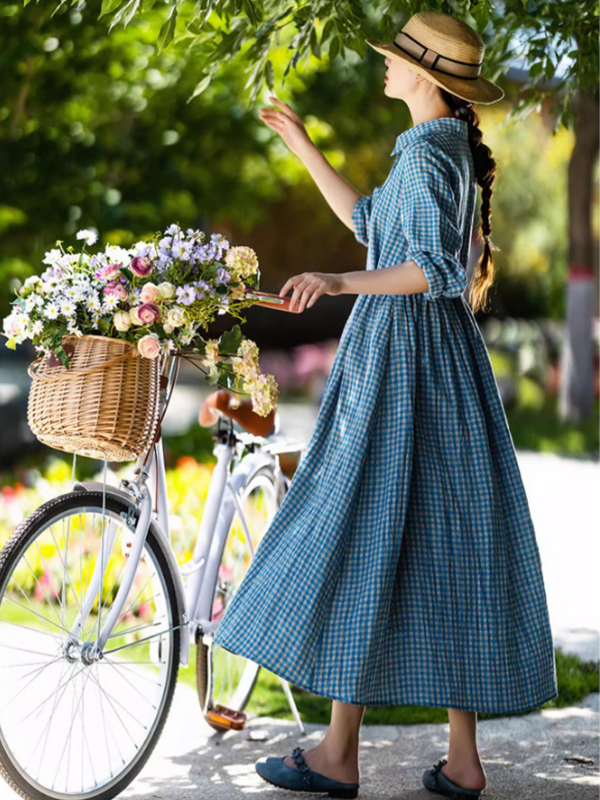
[244,290,301,313]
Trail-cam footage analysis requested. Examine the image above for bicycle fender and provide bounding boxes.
[73,480,190,667]
[227,450,275,494]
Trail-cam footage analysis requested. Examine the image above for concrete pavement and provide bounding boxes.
[120,680,599,799]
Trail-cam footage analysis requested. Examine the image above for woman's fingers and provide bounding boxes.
[268,96,300,124]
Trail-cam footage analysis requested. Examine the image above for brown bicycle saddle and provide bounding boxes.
[199,389,276,438]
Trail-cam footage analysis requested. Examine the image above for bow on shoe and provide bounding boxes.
[291,747,313,788]
[431,757,448,787]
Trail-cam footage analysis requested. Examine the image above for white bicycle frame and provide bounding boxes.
[67,362,306,680]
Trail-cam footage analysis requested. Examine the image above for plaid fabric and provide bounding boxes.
[212,117,558,713]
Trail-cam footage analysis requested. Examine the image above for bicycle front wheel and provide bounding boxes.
[0,491,181,800]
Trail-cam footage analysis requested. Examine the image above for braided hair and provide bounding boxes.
[439,89,499,314]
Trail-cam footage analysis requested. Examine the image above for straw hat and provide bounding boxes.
[365,11,504,105]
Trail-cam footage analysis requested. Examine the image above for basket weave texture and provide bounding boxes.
[27,335,162,462]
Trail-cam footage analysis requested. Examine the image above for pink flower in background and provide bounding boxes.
[96,262,122,281]
[34,570,53,603]
[137,303,160,325]
[130,256,152,277]
[103,281,128,301]
[138,333,161,358]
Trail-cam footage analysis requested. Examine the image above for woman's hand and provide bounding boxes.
[258,96,314,158]
[278,272,344,312]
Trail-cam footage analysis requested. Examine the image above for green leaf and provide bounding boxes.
[471,2,489,29]
[265,59,274,91]
[188,74,212,103]
[157,6,178,54]
[120,266,134,282]
[329,35,340,61]
[219,324,243,355]
[99,0,126,18]
[309,27,321,59]
[529,61,543,77]
[322,19,335,43]
[5,338,16,350]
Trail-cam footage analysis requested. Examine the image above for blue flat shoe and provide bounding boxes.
[422,758,484,799]
[255,746,360,798]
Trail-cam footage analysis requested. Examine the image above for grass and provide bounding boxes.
[176,644,598,725]
[505,394,599,456]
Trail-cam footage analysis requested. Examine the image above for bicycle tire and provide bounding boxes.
[0,491,181,800]
[196,463,285,721]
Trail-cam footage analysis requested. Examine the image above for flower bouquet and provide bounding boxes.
[2,224,279,460]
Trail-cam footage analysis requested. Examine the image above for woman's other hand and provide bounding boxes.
[278,272,345,312]
[259,96,314,158]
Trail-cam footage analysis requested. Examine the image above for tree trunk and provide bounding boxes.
[560,86,599,421]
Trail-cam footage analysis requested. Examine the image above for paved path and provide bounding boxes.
[126,684,600,799]
[1,676,597,799]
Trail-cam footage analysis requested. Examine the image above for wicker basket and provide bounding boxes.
[27,335,162,462]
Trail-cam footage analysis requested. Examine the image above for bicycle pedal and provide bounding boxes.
[206,704,247,730]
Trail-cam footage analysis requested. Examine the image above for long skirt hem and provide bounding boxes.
[213,637,559,715]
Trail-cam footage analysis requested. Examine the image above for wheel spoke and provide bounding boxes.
[0,498,177,798]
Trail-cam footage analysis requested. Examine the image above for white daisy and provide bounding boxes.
[102,296,119,312]
[86,293,101,312]
[64,286,86,301]
[67,320,83,337]
[59,299,77,317]
[31,320,44,336]
[76,229,98,246]
[44,304,60,320]
[42,248,63,267]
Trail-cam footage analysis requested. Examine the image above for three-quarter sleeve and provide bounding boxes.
[351,193,373,247]
[399,141,468,301]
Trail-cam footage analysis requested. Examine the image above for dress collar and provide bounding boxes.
[390,116,468,157]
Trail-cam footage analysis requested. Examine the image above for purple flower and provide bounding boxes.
[216,267,231,284]
[176,284,196,306]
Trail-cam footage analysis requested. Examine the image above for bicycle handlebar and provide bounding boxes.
[243,290,301,313]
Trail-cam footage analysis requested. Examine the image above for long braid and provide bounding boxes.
[440,89,499,314]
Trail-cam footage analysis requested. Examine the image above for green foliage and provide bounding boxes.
[506,394,599,455]
[2,0,595,325]
[42,0,599,131]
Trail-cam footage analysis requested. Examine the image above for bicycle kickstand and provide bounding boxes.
[277,676,306,735]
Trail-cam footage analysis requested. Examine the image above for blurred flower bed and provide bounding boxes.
[0,455,215,559]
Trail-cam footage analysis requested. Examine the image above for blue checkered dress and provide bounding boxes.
[213,116,559,713]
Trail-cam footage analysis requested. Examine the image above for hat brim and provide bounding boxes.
[365,38,504,105]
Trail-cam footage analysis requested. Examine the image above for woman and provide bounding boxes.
[212,11,558,799]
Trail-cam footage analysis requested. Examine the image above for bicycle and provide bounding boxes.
[0,347,308,800]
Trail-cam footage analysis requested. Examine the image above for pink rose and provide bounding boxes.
[138,333,161,359]
[96,262,121,281]
[140,282,160,303]
[103,281,128,301]
[137,303,160,325]
[130,256,153,277]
